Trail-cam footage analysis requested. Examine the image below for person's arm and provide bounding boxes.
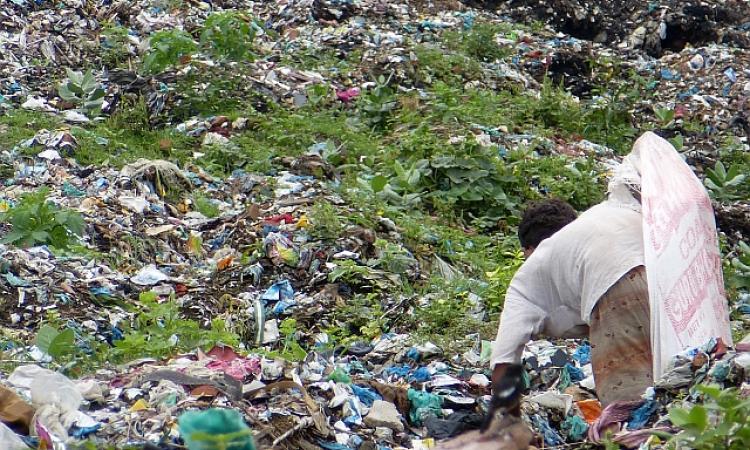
[489,290,546,385]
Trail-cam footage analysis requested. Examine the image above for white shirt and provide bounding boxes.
[490,201,645,368]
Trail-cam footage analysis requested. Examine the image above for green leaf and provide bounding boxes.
[80,70,97,93]
[696,384,723,399]
[48,328,76,359]
[0,230,27,245]
[715,161,727,179]
[35,325,60,354]
[371,175,388,193]
[685,405,708,431]
[726,174,746,187]
[58,84,79,102]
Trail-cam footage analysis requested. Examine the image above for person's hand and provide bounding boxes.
[491,363,510,387]
[482,364,525,432]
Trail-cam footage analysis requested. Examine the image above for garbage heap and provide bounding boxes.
[0,0,748,449]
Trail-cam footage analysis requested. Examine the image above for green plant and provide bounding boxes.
[309,201,344,240]
[277,318,306,361]
[333,293,387,343]
[58,69,106,116]
[654,107,676,128]
[35,324,76,360]
[110,292,238,362]
[367,159,429,209]
[357,74,399,131]
[704,161,746,202]
[412,45,483,87]
[201,11,256,61]
[0,188,85,249]
[369,239,416,276]
[100,23,132,67]
[193,192,220,218]
[484,250,524,311]
[443,23,512,62]
[426,152,519,224]
[143,29,197,74]
[328,260,372,284]
[667,384,750,449]
[108,95,151,133]
[729,241,750,290]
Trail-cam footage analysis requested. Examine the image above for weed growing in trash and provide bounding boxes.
[0,110,62,150]
[412,45,483,87]
[729,241,750,291]
[201,11,257,61]
[0,188,85,249]
[704,160,747,202]
[442,22,516,62]
[309,200,345,240]
[328,293,388,345]
[109,292,238,362]
[666,384,750,449]
[142,29,198,74]
[99,23,132,68]
[58,69,106,117]
[277,318,307,362]
[192,191,220,218]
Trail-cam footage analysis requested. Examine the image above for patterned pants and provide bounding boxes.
[589,266,653,406]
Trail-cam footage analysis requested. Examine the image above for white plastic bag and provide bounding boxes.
[0,422,31,450]
[631,132,732,378]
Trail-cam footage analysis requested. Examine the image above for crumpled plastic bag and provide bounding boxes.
[8,365,97,441]
[178,408,256,450]
[0,422,30,450]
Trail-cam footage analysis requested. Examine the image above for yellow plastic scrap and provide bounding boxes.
[412,438,436,449]
[296,215,310,229]
[130,398,149,412]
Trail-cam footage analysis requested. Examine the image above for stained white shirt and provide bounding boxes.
[490,201,645,368]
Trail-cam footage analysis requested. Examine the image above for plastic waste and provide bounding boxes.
[178,408,256,450]
[0,422,30,450]
[407,389,443,426]
[561,415,588,441]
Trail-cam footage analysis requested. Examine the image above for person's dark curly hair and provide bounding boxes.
[518,199,577,249]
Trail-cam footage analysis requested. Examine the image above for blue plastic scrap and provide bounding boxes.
[724,67,737,83]
[410,367,432,382]
[561,415,588,441]
[660,68,680,80]
[261,280,296,314]
[564,363,584,382]
[318,441,353,450]
[406,347,421,361]
[4,273,30,287]
[531,415,564,446]
[709,360,730,382]
[351,385,382,407]
[627,400,657,430]
[384,364,411,378]
[260,280,294,301]
[70,424,102,438]
[572,343,591,365]
[343,397,363,426]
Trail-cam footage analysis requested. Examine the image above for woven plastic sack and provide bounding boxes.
[631,132,732,379]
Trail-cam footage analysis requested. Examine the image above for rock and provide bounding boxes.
[364,400,404,432]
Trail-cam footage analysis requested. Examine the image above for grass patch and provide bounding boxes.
[0,110,63,151]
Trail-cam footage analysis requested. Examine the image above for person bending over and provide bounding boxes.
[491,198,651,406]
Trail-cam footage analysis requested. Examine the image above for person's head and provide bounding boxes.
[518,198,577,257]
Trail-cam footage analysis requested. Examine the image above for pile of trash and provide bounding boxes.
[0,0,748,449]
